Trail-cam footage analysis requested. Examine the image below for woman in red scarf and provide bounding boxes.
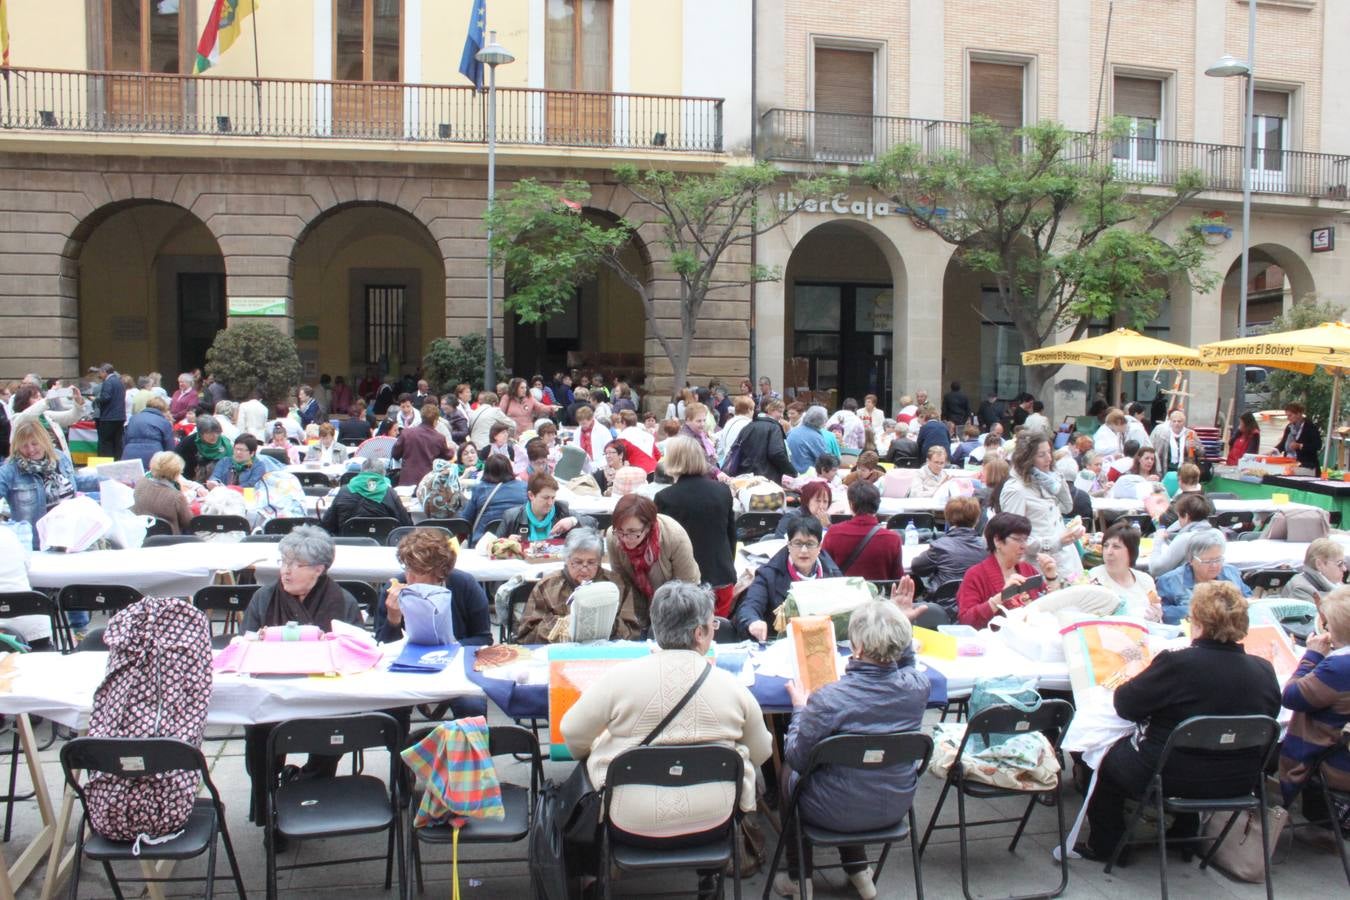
[1225,411,1261,465]
[605,494,700,632]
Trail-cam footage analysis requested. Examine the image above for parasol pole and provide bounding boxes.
[1325,369,1342,472]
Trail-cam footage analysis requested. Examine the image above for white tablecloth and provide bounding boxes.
[0,646,482,729]
[1136,535,1350,570]
[1090,497,1320,517]
[283,462,351,481]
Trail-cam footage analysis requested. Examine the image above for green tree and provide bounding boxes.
[204,321,303,407]
[1263,298,1348,429]
[860,117,1218,398]
[423,333,487,395]
[486,163,840,398]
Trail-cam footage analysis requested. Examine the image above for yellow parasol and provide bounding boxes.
[1021,328,1228,372]
[1198,320,1350,468]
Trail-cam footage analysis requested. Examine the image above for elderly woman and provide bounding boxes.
[656,436,738,616]
[956,512,1060,629]
[496,471,594,542]
[910,496,988,604]
[320,457,413,536]
[1278,587,1350,834]
[241,526,365,825]
[175,414,231,484]
[306,423,350,465]
[775,480,834,539]
[515,528,641,643]
[1078,583,1281,860]
[999,434,1085,581]
[1092,408,1128,460]
[462,453,528,542]
[561,581,772,847]
[907,445,952,498]
[132,450,193,535]
[777,601,931,899]
[786,406,832,474]
[1155,529,1251,625]
[736,517,843,642]
[375,527,492,647]
[841,450,884,487]
[1146,492,1215,577]
[1282,538,1347,605]
[1086,522,1161,621]
[120,395,176,469]
[606,494,700,631]
[169,372,199,423]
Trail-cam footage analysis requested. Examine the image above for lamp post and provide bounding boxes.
[477,31,514,390]
[1205,0,1256,419]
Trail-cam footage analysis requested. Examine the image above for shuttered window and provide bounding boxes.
[814,48,874,117]
[1114,76,1162,120]
[969,61,1024,128]
[1253,90,1288,118]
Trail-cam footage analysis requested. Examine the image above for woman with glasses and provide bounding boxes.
[1146,492,1216,578]
[1282,538,1348,605]
[955,512,1061,629]
[605,493,699,633]
[1155,529,1251,625]
[516,527,640,643]
[735,516,843,642]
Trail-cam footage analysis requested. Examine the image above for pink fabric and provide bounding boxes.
[213,633,382,675]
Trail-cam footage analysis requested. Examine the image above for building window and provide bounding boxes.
[105,0,185,74]
[365,285,407,366]
[1250,90,1288,176]
[335,0,402,83]
[969,60,1025,129]
[1112,75,1162,171]
[546,0,611,91]
[813,46,876,161]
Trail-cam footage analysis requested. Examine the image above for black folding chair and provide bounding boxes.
[1212,510,1256,535]
[736,512,783,543]
[1241,567,1297,598]
[599,744,744,900]
[259,448,290,465]
[1118,513,1156,536]
[483,519,503,538]
[1104,714,1280,900]
[144,517,176,539]
[926,580,960,619]
[919,700,1075,900]
[0,591,61,650]
[192,584,260,649]
[420,518,472,543]
[406,724,542,892]
[912,604,951,630]
[262,516,323,535]
[763,732,933,900]
[265,713,405,900]
[291,471,334,489]
[336,581,381,626]
[339,516,401,544]
[56,585,143,652]
[332,536,380,547]
[386,525,453,547]
[144,534,205,547]
[189,515,252,536]
[1305,727,1350,885]
[502,580,536,644]
[886,513,937,542]
[591,512,613,533]
[60,737,247,900]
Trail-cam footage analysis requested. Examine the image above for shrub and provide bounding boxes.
[423,333,486,394]
[1263,298,1347,429]
[204,322,303,407]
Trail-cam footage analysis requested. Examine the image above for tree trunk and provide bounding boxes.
[1024,365,1058,406]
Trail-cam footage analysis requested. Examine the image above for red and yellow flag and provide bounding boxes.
[194,0,258,73]
[1,0,11,68]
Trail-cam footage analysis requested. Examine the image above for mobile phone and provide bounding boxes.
[1002,574,1045,601]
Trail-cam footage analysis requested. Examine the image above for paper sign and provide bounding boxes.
[1061,620,1153,708]
[1240,623,1299,683]
[547,644,651,760]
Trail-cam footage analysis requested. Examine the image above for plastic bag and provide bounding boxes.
[98,479,150,549]
[36,495,111,552]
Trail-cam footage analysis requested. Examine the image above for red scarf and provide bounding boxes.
[579,423,593,457]
[787,559,824,581]
[622,520,662,598]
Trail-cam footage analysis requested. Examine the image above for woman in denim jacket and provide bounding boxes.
[0,420,84,549]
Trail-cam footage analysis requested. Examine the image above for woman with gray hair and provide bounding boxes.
[1282,537,1348,605]
[175,413,232,484]
[786,405,834,473]
[561,580,773,845]
[1155,527,1251,624]
[776,600,931,899]
[515,527,641,643]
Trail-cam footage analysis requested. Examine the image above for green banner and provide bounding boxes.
[228,296,287,317]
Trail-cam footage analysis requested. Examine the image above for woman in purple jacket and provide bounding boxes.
[777,600,931,899]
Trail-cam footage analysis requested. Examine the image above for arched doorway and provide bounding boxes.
[941,244,1028,403]
[290,203,445,389]
[506,209,648,381]
[783,220,903,410]
[75,201,225,376]
[1219,242,1315,402]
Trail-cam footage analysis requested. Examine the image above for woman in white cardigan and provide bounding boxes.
[561,580,773,841]
[999,434,1086,581]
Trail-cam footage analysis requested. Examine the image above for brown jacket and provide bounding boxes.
[604,514,701,628]
[131,478,193,534]
[514,568,641,644]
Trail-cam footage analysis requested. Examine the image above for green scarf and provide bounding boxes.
[194,432,232,462]
[348,471,391,503]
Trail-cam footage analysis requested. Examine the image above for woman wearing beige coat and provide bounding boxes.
[604,494,701,633]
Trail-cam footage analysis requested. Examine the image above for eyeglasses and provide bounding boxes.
[279,557,320,571]
[1195,556,1225,567]
[615,528,648,540]
[1005,534,1030,545]
[702,619,721,632]
[788,541,821,552]
[568,557,601,569]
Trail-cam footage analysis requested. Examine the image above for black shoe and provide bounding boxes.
[268,831,290,853]
[1073,843,1128,867]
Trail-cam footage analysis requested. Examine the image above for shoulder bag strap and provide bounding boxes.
[841,523,885,575]
[640,662,712,747]
[471,482,504,536]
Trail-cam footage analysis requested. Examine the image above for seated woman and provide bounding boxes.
[240,526,365,825]
[775,480,834,539]
[206,433,283,489]
[822,480,904,582]
[265,421,303,464]
[1155,528,1250,625]
[515,528,641,643]
[1146,492,1215,578]
[1086,522,1161,621]
[495,472,595,542]
[955,512,1061,629]
[777,600,931,899]
[455,441,483,479]
[175,414,231,484]
[132,450,193,535]
[319,458,413,535]
[336,399,373,444]
[907,445,952,498]
[1278,586,1350,838]
[841,450,884,487]
[1073,451,1107,496]
[910,496,987,604]
[485,421,524,476]
[597,439,628,495]
[462,453,528,542]
[306,423,350,465]
[1107,444,1161,485]
[1282,537,1347,605]
[1079,582,1281,860]
[561,581,772,847]
[606,493,700,633]
[736,517,842,642]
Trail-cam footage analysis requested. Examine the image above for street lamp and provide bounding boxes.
[477,31,514,390]
[1205,0,1256,420]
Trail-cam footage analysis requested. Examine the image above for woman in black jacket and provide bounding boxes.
[908,496,987,607]
[655,436,738,616]
[319,460,413,534]
[733,516,842,641]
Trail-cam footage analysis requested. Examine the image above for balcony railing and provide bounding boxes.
[760,108,1350,200]
[0,67,724,153]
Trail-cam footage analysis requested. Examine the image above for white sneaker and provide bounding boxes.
[773,872,813,899]
[848,867,878,900]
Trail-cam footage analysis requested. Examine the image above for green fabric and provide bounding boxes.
[1208,475,1350,523]
[194,432,232,462]
[348,471,391,503]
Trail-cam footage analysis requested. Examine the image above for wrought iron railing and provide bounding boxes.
[759,108,1350,199]
[0,67,724,152]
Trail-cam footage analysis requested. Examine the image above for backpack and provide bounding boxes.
[84,598,213,842]
[416,460,464,518]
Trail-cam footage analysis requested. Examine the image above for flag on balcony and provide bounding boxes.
[194,0,258,74]
[459,0,486,90]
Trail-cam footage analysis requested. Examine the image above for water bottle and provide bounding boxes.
[904,522,919,546]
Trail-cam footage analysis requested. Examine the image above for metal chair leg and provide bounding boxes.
[1155,789,1169,900]
[956,785,974,900]
[202,834,219,900]
[1324,781,1350,886]
[919,777,953,855]
[909,807,925,900]
[1008,794,1038,852]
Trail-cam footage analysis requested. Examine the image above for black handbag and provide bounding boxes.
[528,780,571,900]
